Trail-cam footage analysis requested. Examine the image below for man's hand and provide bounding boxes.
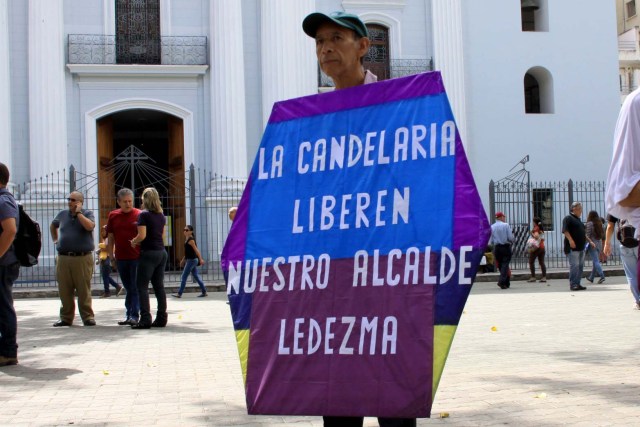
[75,202,83,214]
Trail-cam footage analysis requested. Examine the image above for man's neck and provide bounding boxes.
[334,68,365,90]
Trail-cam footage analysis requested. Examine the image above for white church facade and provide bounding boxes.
[0,0,621,273]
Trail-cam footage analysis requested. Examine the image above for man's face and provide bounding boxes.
[315,22,368,82]
[67,192,83,211]
[118,195,134,213]
[572,205,583,217]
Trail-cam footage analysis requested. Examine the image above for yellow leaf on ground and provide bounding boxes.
[534,392,547,399]
[439,412,449,418]
[491,326,498,332]
[102,370,109,375]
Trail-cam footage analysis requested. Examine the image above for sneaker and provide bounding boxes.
[570,285,587,291]
[117,318,132,326]
[172,293,182,298]
[539,277,547,282]
[99,292,111,298]
[0,355,18,367]
[598,277,606,284]
[527,277,536,283]
[116,285,125,297]
[197,293,208,298]
[585,277,594,283]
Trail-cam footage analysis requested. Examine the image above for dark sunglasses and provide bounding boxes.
[67,198,78,202]
[183,228,190,231]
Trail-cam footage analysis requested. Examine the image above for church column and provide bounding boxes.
[209,0,248,179]
[431,0,468,148]
[260,0,316,126]
[28,0,68,180]
[0,0,12,174]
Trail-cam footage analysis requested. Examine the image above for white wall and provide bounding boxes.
[461,0,620,210]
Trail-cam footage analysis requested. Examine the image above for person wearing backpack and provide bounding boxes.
[0,163,20,367]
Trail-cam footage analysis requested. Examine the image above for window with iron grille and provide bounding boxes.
[364,24,390,80]
[533,189,554,231]
[116,0,161,64]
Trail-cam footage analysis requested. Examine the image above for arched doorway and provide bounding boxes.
[96,109,186,265]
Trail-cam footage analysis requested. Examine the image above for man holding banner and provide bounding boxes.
[302,11,415,427]
[221,9,490,427]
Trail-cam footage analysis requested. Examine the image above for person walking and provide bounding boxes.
[0,162,20,366]
[563,202,587,291]
[130,188,167,329]
[173,225,207,298]
[50,191,96,326]
[97,225,123,298]
[490,212,515,289]
[527,217,547,282]
[604,214,640,309]
[585,210,606,284]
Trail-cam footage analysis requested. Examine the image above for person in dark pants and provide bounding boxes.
[97,225,123,298]
[107,188,141,325]
[130,187,168,329]
[490,212,514,289]
[303,10,416,427]
[0,162,20,367]
[527,217,547,282]
[563,202,587,291]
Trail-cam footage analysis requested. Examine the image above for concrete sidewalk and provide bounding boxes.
[1,276,639,426]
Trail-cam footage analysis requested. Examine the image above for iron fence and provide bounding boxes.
[67,34,208,65]
[11,165,245,288]
[490,178,618,271]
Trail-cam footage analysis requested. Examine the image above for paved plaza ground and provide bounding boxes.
[1,275,640,426]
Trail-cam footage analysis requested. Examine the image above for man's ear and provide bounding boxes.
[358,37,371,59]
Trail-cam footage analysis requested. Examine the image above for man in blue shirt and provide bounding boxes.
[490,212,514,289]
[50,191,96,327]
[0,162,20,367]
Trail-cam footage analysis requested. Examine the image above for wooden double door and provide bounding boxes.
[96,112,186,264]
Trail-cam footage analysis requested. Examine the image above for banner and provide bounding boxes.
[222,71,490,418]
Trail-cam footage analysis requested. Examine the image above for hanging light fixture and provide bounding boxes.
[521,0,540,11]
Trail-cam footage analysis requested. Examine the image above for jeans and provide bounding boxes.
[587,241,605,281]
[178,258,207,295]
[117,259,139,321]
[100,258,119,292]
[567,250,585,286]
[0,262,20,358]
[136,250,168,326]
[622,245,640,303]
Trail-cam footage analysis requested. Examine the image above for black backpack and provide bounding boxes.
[14,204,42,267]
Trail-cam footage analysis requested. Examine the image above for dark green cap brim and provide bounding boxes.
[302,12,368,38]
